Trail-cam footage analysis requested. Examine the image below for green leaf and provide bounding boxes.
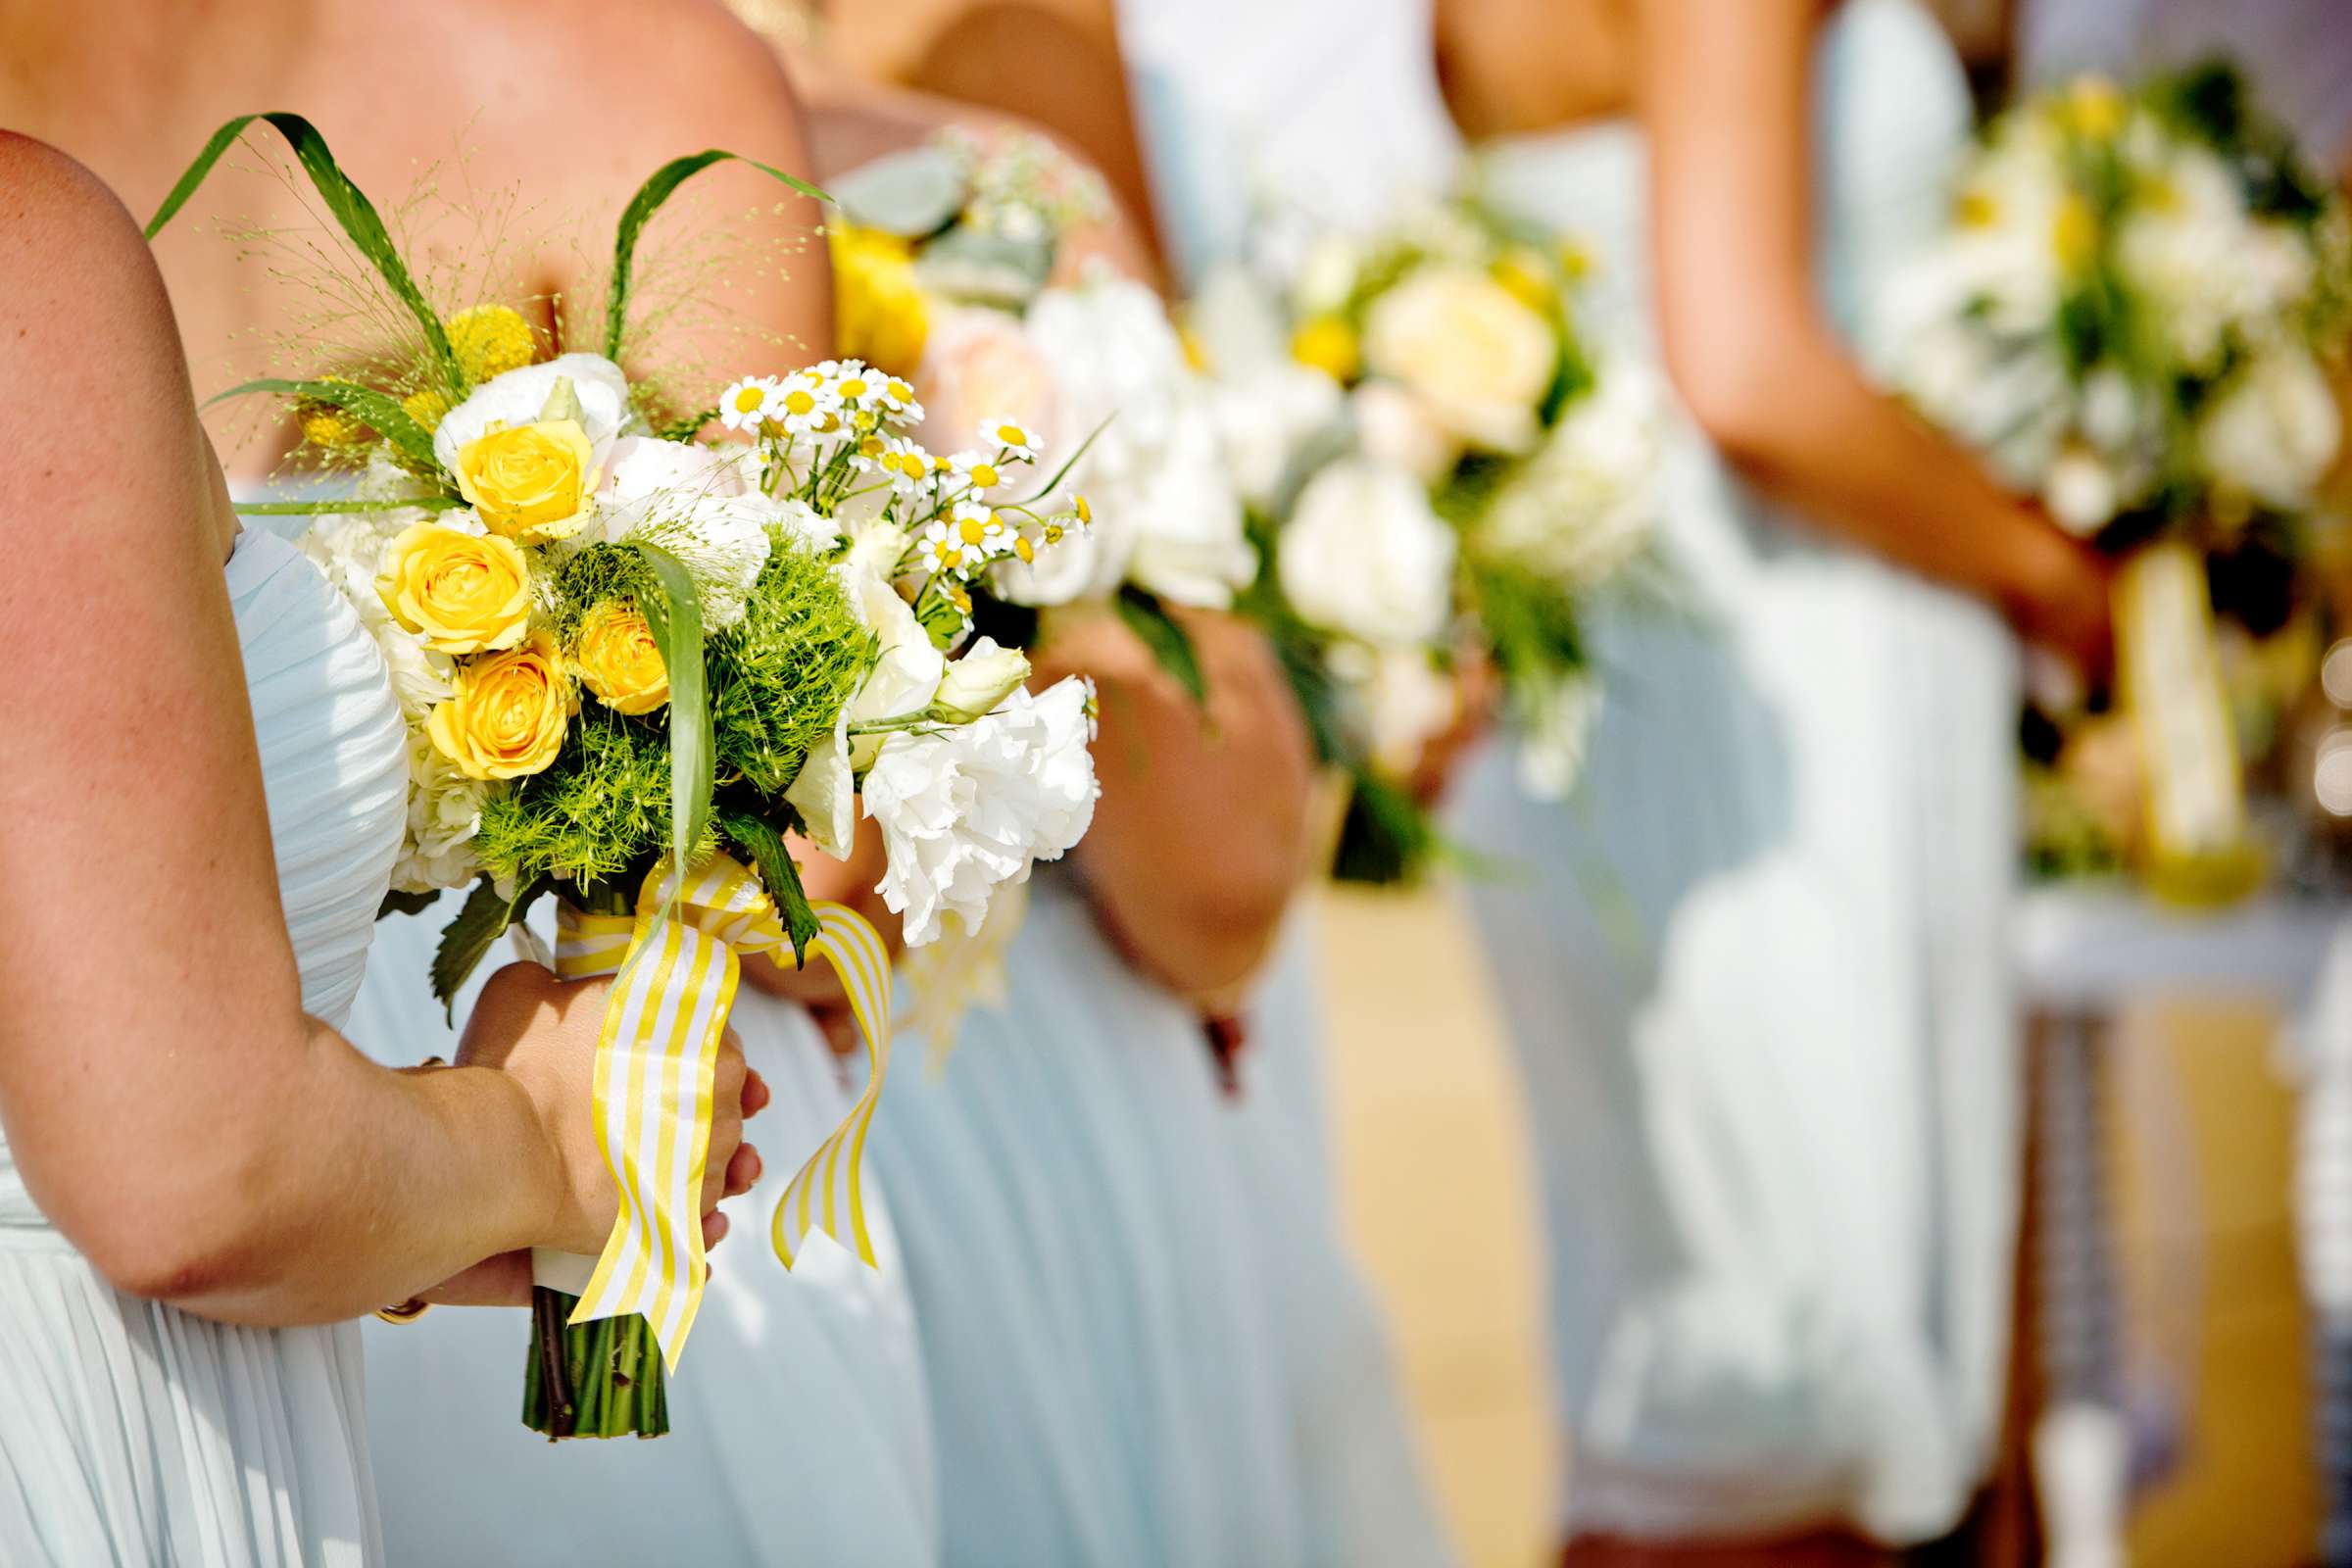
[1012,416,1112,507]
[377,887,441,920]
[205,376,447,475]
[655,405,721,444]
[1113,585,1206,705]
[233,496,466,517]
[148,114,462,390]
[432,875,550,1016]
[1331,769,1436,887]
[719,811,820,965]
[606,152,831,362]
[631,544,713,901]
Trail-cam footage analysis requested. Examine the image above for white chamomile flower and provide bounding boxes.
[870,436,937,497]
[878,375,925,425]
[951,449,1015,495]
[980,417,1040,460]
[769,377,840,438]
[919,516,971,575]
[717,375,782,432]
[829,361,889,412]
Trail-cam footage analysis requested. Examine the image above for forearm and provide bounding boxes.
[90,1023,561,1326]
[1702,323,2088,616]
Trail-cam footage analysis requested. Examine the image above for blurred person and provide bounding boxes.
[1425,0,2113,1560]
[0,3,946,1561]
[732,8,1459,1563]
[0,133,760,1566]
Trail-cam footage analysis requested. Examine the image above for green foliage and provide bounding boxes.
[718,809,819,963]
[208,376,447,475]
[430,874,551,1011]
[474,706,694,891]
[605,151,830,361]
[1330,767,1437,886]
[1471,558,1585,695]
[147,114,463,392]
[632,544,712,899]
[706,545,874,797]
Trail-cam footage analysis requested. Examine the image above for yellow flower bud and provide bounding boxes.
[1291,315,1361,382]
[401,387,451,432]
[572,601,670,716]
[295,378,369,450]
[2051,192,2100,275]
[376,520,533,655]
[447,304,537,385]
[2065,74,2125,141]
[427,632,572,780]
[454,418,596,543]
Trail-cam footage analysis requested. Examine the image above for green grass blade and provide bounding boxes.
[630,544,713,897]
[606,152,830,361]
[147,114,461,389]
[205,376,447,475]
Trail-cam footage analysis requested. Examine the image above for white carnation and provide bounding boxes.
[2198,346,2341,511]
[432,352,636,474]
[591,435,774,628]
[862,676,1099,946]
[1278,458,1456,647]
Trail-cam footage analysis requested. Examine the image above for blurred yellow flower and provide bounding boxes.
[1291,315,1360,382]
[447,304,537,386]
[832,222,930,376]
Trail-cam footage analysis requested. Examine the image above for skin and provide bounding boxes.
[1435,0,2112,670]
[0,135,762,1323]
[750,37,1324,1009]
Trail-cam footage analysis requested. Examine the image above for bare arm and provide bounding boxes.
[1638,0,2108,665]
[1041,609,1320,1009]
[0,138,753,1326]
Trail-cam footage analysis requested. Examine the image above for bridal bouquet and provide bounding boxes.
[1195,196,1659,882]
[151,115,1098,1436]
[1886,62,2351,899]
[827,129,1258,1031]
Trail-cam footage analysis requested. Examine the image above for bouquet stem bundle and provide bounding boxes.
[522,1290,668,1440]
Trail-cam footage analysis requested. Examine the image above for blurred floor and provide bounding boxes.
[1310,881,1559,1568]
[1312,887,2323,1568]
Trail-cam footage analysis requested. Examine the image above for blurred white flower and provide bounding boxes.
[1192,265,1347,509]
[1479,368,1661,586]
[1363,264,1557,454]
[390,730,486,893]
[1515,670,1601,801]
[1351,380,1460,486]
[2199,346,2341,511]
[1278,458,1455,647]
[432,352,635,473]
[863,675,1099,946]
[2044,443,2121,536]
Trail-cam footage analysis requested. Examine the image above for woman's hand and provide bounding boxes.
[2007,526,2115,680]
[455,963,766,1259]
[1409,644,1503,808]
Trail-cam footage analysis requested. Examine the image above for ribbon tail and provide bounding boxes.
[771,902,895,1270]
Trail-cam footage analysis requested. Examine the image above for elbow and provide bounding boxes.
[68,1140,303,1313]
[1084,847,1303,1005]
[1661,310,1833,475]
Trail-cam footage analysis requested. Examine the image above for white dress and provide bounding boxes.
[0,528,408,1566]
[1446,0,2021,1544]
[345,756,938,1561]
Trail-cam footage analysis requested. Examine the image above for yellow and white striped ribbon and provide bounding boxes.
[550,854,894,1371]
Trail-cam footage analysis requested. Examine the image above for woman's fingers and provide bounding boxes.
[741,1066,771,1118]
[702,1209,730,1250]
[723,1140,762,1199]
[417,1250,535,1307]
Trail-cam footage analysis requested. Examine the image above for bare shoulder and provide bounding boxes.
[0,134,193,510]
[545,0,807,147]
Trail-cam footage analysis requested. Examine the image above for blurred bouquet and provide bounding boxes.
[154,116,1097,1435]
[1886,63,2352,900]
[1192,195,1660,883]
[827,129,1258,1031]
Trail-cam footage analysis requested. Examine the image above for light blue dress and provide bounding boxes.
[1447,1,2022,1544]
[0,528,408,1565]
[869,872,1451,1567]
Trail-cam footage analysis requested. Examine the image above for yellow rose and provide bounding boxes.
[375,521,533,655]
[832,223,930,376]
[572,601,669,716]
[1291,315,1360,382]
[427,633,572,780]
[454,418,596,542]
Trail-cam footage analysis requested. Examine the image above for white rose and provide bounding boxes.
[432,352,636,474]
[2199,346,2341,511]
[1278,458,1456,647]
[1363,264,1557,454]
[862,675,1099,945]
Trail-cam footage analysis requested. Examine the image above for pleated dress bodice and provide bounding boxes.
[0,525,406,1565]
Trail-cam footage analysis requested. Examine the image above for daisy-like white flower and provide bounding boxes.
[918,516,972,575]
[716,375,782,432]
[765,376,839,439]
[951,450,1016,495]
[829,360,890,413]
[879,374,926,425]
[980,417,1040,460]
[870,436,938,497]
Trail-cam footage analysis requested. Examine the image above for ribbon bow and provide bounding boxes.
[551,854,893,1370]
